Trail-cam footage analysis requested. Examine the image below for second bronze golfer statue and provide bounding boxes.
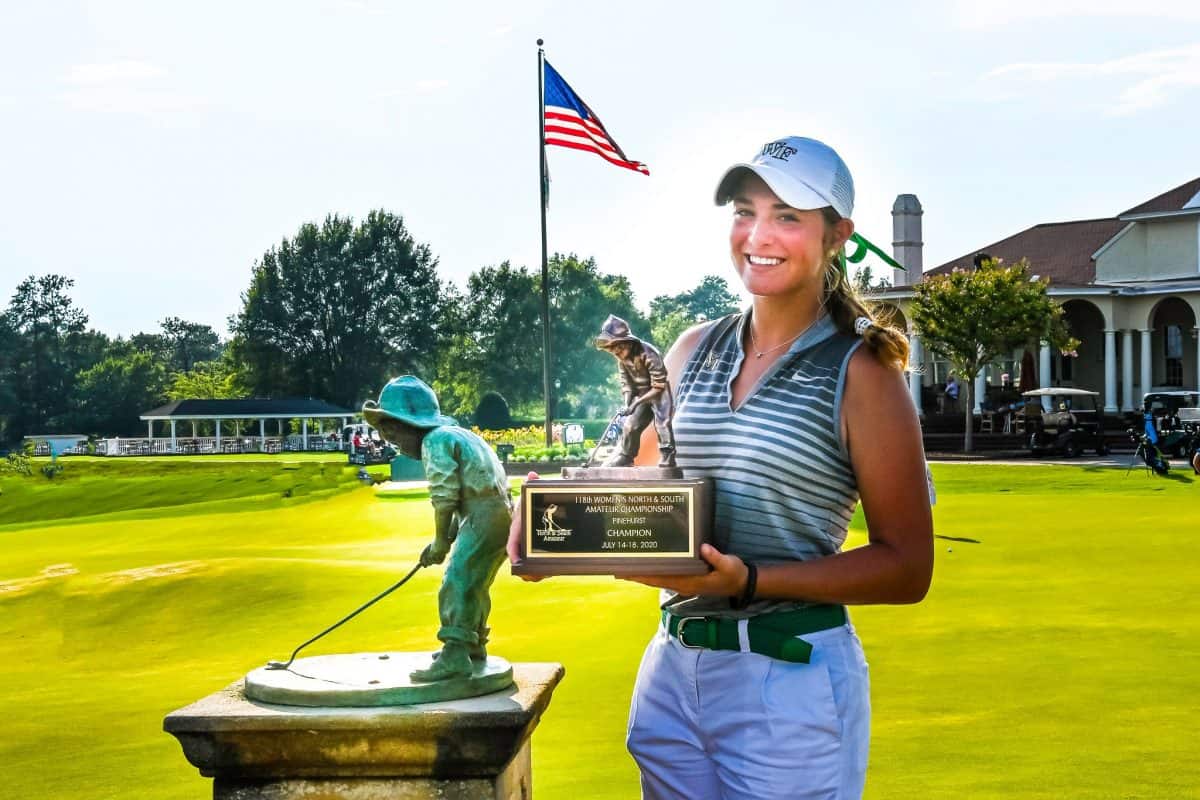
[595,315,677,469]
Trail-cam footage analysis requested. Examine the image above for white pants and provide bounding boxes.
[626,622,871,800]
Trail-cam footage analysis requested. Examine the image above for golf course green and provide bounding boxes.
[1,457,1196,799]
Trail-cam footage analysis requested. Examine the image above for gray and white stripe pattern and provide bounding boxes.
[664,310,863,618]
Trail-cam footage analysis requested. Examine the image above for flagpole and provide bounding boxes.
[537,38,553,448]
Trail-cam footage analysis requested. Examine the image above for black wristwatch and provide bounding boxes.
[730,561,757,610]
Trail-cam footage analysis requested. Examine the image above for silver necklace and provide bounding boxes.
[748,316,820,360]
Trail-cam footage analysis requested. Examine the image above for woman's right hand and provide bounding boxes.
[508,471,544,581]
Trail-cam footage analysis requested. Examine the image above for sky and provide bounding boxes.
[1,0,1198,338]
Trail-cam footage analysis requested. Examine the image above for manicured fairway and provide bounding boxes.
[1,460,1197,799]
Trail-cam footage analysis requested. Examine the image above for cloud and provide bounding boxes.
[59,59,204,114]
[415,79,450,93]
[65,60,166,85]
[60,87,205,114]
[984,43,1200,114]
[953,0,1200,29]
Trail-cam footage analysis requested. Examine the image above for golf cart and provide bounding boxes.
[343,422,395,466]
[1180,407,1200,474]
[1023,388,1109,457]
[1141,391,1200,458]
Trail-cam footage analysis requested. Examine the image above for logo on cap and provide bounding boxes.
[760,141,798,161]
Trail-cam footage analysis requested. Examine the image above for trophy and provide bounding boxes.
[512,316,712,576]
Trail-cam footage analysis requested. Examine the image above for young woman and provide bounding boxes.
[624,137,931,800]
[511,135,933,799]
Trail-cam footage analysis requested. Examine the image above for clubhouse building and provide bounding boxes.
[875,177,1200,415]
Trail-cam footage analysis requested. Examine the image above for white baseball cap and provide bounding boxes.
[714,136,855,219]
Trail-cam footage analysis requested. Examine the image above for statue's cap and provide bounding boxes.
[362,375,456,431]
[595,315,638,348]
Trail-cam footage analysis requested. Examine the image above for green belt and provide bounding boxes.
[662,605,847,664]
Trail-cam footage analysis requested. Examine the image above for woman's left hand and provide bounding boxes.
[622,543,748,597]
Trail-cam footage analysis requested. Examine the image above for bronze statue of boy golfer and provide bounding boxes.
[363,376,512,682]
[595,315,677,468]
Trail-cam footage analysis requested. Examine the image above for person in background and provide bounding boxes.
[945,374,960,408]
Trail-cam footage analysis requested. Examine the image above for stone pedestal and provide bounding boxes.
[165,662,564,800]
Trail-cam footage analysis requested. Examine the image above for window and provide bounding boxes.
[1165,325,1183,387]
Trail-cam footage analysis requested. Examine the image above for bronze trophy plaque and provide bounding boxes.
[512,478,712,576]
[510,314,713,576]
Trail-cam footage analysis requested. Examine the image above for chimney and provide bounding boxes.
[891,194,923,286]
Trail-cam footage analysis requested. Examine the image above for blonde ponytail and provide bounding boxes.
[820,208,910,371]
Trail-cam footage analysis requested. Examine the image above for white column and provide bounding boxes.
[170,419,177,454]
[216,419,222,449]
[191,421,197,437]
[302,419,309,450]
[1194,327,1200,391]
[1121,329,1134,412]
[908,334,923,414]
[147,420,153,439]
[1103,329,1118,412]
[1039,341,1053,411]
[973,371,986,415]
[1140,329,1153,401]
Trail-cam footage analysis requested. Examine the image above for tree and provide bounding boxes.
[0,313,19,443]
[230,210,443,408]
[850,264,892,295]
[432,263,543,417]
[435,255,646,422]
[650,308,696,355]
[160,317,222,373]
[0,275,91,438]
[167,354,243,401]
[648,275,739,349]
[548,254,647,416]
[71,351,169,436]
[910,257,1077,452]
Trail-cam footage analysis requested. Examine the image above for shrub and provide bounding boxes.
[510,442,590,462]
[475,392,512,430]
[472,425,546,447]
[1,443,33,477]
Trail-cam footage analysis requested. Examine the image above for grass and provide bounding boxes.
[0,459,1197,799]
[0,455,366,530]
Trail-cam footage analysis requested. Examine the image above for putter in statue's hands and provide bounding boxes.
[263,560,426,672]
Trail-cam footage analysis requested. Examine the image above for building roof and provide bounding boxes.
[925,218,1127,284]
[141,398,355,420]
[1120,177,1200,216]
[925,177,1200,286]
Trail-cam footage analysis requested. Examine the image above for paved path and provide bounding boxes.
[928,454,1126,467]
[929,453,1199,471]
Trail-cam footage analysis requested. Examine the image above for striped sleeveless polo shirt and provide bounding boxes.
[663,310,864,619]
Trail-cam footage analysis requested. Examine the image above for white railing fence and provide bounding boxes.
[76,437,350,456]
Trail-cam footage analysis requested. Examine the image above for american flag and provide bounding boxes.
[543,60,649,176]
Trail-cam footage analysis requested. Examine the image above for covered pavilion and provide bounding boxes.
[127,398,357,455]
